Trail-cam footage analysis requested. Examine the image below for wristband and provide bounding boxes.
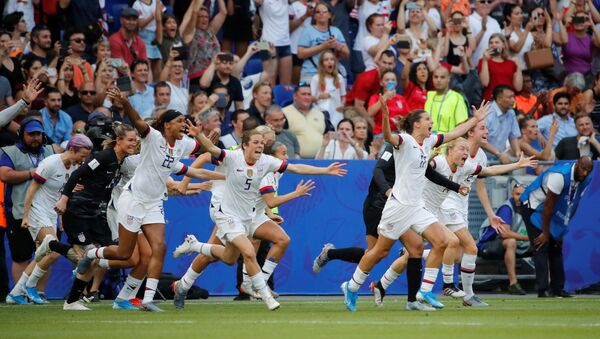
[22,98,31,106]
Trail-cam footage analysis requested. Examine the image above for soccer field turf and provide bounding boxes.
[1,296,599,338]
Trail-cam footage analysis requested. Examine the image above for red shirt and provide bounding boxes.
[108,30,148,66]
[404,81,427,111]
[368,93,409,134]
[345,68,380,107]
[477,58,517,101]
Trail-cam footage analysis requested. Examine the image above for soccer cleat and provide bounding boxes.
[341,281,358,312]
[75,257,92,275]
[443,284,467,298]
[35,234,55,262]
[312,243,335,273]
[63,300,90,310]
[172,235,199,258]
[507,283,526,295]
[24,286,45,304]
[112,298,139,310]
[38,292,50,304]
[551,290,573,298]
[405,301,436,311]
[263,296,280,311]
[141,302,164,312]
[172,281,187,309]
[370,281,386,307]
[6,294,29,305]
[463,295,489,307]
[239,283,260,300]
[83,291,100,303]
[418,290,444,309]
[129,298,142,307]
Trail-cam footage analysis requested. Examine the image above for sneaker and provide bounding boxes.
[312,243,335,273]
[341,281,358,312]
[63,300,90,310]
[263,296,280,311]
[24,286,45,304]
[6,294,29,305]
[173,235,199,258]
[129,298,142,307]
[550,290,573,298]
[141,302,164,312]
[370,281,386,307]
[172,281,187,309]
[113,298,138,310]
[442,284,466,298]
[508,283,527,295]
[418,290,444,309]
[239,284,260,299]
[405,301,436,311]
[83,291,100,303]
[463,295,489,307]
[35,234,55,262]
[75,257,92,275]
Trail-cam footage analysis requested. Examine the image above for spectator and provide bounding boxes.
[57,0,103,43]
[424,66,468,134]
[66,82,96,123]
[557,10,600,81]
[441,0,471,19]
[310,50,346,128]
[582,72,600,129]
[527,7,559,92]
[264,105,301,159]
[367,70,409,136]
[55,59,79,109]
[128,59,155,119]
[199,53,244,110]
[442,10,475,69]
[92,41,112,68]
[256,0,294,85]
[504,4,534,70]
[231,42,278,107]
[478,33,523,101]
[289,0,315,84]
[63,29,94,88]
[155,11,185,62]
[477,184,530,295]
[0,29,25,95]
[154,81,171,111]
[324,0,353,78]
[361,14,394,70]
[555,114,600,160]
[210,84,233,135]
[199,109,224,148]
[397,1,438,54]
[221,0,254,58]
[2,11,27,56]
[108,7,148,67]
[161,57,189,115]
[402,60,430,111]
[546,72,587,116]
[537,92,578,148]
[283,84,326,158]
[93,58,116,108]
[25,25,54,66]
[3,0,34,31]
[469,0,502,65]
[316,118,367,159]
[353,0,396,71]
[187,91,212,117]
[518,115,557,175]
[515,71,541,117]
[482,85,521,163]
[40,87,73,145]
[133,0,165,82]
[246,81,273,125]
[220,109,250,148]
[14,57,47,109]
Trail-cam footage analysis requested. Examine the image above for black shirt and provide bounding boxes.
[204,74,244,108]
[555,136,600,160]
[66,103,91,123]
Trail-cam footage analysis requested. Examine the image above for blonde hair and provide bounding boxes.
[446,137,468,153]
[316,50,340,93]
[488,33,510,59]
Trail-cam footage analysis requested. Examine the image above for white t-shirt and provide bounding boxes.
[127,128,199,203]
[241,72,263,109]
[289,1,312,54]
[258,0,291,46]
[442,147,487,213]
[218,149,286,221]
[133,0,159,32]
[423,155,481,212]
[30,154,77,224]
[361,34,382,70]
[509,29,534,70]
[468,12,502,65]
[391,133,443,206]
[527,168,572,209]
[310,73,346,127]
[354,0,392,51]
[167,81,189,115]
[321,139,368,160]
[256,171,282,214]
[110,154,141,207]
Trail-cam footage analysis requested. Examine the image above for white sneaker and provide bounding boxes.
[63,300,90,311]
[264,296,280,311]
[240,282,260,299]
[173,234,199,258]
[35,234,56,262]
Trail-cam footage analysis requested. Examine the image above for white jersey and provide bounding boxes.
[110,154,141,207]
[218,149,286,221]
[127,127,200,203]
[30,154,77,224]
[391,133,443,206]
[442,147,487,213]
[210,157,227,208]
[256,171,283,214]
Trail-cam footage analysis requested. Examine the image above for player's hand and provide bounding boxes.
[106,87,126,105]
[185,119,202,138]
[21,218,29,229]
[471,100,491,122]
[326,162,348,176]
[295,179,316,197]
[534,231,549,250]
[458,184,471,196]
[490,215,508,233]
[177,180,189,195]
[73,184,84,192]
[54,197,68,215]
[517,153,538,169]
[270,214,284,225]
[208,128,221,145]
[22,78,44,104]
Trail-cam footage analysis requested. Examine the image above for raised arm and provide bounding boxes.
[261,180,315,209]
[479,153,538,177]
[177,152,214,194]
[209,0,228,34]
[189,120,222,158]
[381,96,400,147]
[232,42,259,78]
[107,87,148,134]
[441,101,491,144]
[0,79,43,128]
[185,167,226,181]
[285,162,347,176]
[181,0,202,44]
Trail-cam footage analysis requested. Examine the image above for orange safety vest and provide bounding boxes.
[0,182,6,228]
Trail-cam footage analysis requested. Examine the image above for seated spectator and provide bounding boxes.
[402,61,430,111]
[0,31,25,94]
[468,0,502,65]
[505,4,534,70]
[56,59,79,109]
[199,109,224,148]
[477,184,530,295]
[283,84,326,158]
[264,105,301,159]
[92,41,112,71]
[581,72,600,129]
[515,72,540,117]
[62,29,94,88]
[220,110,249,149]
[557,10,600,81]
[108,7,147,67]
[482,85,521,163]
[66,82,96,123]
[367,70,409,136]
[154,81,171,112]
[247,81,273,125]
[555,114,600,160]
[519,115,557,162]
[128,59,155,119]
[40,87,73,145]
[24,25,54,66]
[310,50,346,128]
[2,11,27,56]
[0,75,14,108]
[537,92,578,148]
[199,53,244,110]
[316,119,367,160]
[161,57,189,114]
[14,57,47,109]
[478,33,522,101]
[424,66,468,134]
[546,72,587,116]
[210,84,233,135]
[93,58,116,108]
[188,91,210,118]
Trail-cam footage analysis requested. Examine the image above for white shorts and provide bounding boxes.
[209,203,218,224]
[377,197,438,240]
[106,204,119,241]
[26,210,57,241]
[214,210,249,245]
[249,213,271,238]
[439,208,468,233]
[117,189,165,233]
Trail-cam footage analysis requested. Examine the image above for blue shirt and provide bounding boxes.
[298,25,346,78]
[537,113,578,149]
[129,85,155,118]
[40,107,73,144]
[485,101,521,160]
[477,200,514,251]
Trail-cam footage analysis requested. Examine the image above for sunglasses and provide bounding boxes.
[80,90,96,95]
[70,38,85,44]
[298,81,310,87]
[478,0,493,3]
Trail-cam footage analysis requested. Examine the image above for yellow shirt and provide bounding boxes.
[282,105,325,159]
[424,90,469,134]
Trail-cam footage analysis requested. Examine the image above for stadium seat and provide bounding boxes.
[243,59,263,77]
[273,84,296,107]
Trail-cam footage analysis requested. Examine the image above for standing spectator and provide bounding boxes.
[482,85,521,163]
[154,81,171,111]
[520,157,594,298]
[155,11,185,62]
[546,73,587,117]
[289,0,315,84]
[40,87,73,145]
[478,33,522,101]
[25,25,54,66]
[443,10,475,69]
[57,0,102,43]
[133,0,165,82]
[354,0,397,58]
[108,7,148,67]
[504,4,534,70]
[324,0,353,80]
[519,115,557,175]
[55,59,79,109]
[527,7,559,93]
[557,10,600,81]
[199,53,244,110]
[222,0,254,57]
[537,92,578,148]
[310,50,346,128]
[469,0,502,65]
[361,14,393,70]
[161,57,189,115]
[265,104,301,159]
[92,41,112,71]
[63,29,94,88]
[397,0,438,54]
[367,70,409,136]
[256,0,294,84]
[0,31,25,94]
[220,109,250,148]
[424,66,469,134]
[402,61,430,110]
[247,81,273,125]
[555,114,600,160]
[316,118,367,159]
[581,72,600,129]
[93,58,116,108]
[66,82,96,123]
[283,84,326,158]
[2,12,27,56]
[3,0,34,31]
[128,59,155,119]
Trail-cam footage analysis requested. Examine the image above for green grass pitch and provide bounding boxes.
[1,297,599,338]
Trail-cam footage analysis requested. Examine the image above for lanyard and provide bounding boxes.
[434,91,449,132]
[27,152,42,168]
[564,179,579,226]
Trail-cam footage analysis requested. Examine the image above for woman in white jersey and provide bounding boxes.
[76,87,225,312]
[340,98,491,312]
[11,135,92,305]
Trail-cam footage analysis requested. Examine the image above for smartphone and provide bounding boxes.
[397,34,410,49]
[109,58,123,68]
[406,2,421,10]
[47,67,57,78]
[452,18,462,25]
[256,41,269,50]
[116,76,132,92]
[490,48,501,56]
[386,81,396,92]
[173,46,188,61]
[572,16,585,24]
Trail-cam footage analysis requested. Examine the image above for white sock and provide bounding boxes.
[380,267,400,290]
[442,264,454,285]
[250,273,270,300]
[142,278,159,304]
[117,275,142,300]
[86,247,104,259]
[130,282,142,299]
[25,265,46,288]
[242,264,251,287]
[180,267,201,292]
[420,268,439,292]
[10,273,29,295]
[460,254,477,299]
[190,242,214,258]
[422,249,431,260]
[348,267,369,292]
[98,259,110,269]
[261,259,278,282]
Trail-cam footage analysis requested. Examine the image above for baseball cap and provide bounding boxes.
[88,111,112,126]
[23,119,44,133]
[121,7,139,18]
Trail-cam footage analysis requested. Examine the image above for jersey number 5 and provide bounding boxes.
[244,178,252,190]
